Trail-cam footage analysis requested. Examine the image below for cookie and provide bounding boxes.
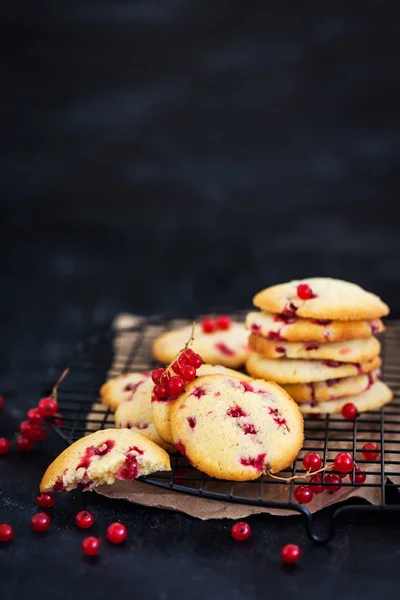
[246,352,382,384]
[40,429,171,492]
[152,322,249,369]
[115,378,174,451]
[299,380,392,414]
[248,333,380,363]
[253,278,389,321]
[152,364,252,445]
[246,311,384,343]
[283,369,381,404]
[100,371,151,411]
[169,374,304,479]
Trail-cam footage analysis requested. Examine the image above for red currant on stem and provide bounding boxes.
[76,511,94,529]
[0,438,11,456]
[216,315,232,330]
[20,421,46,441]
[0,523,14,542]
[38,397,58,417]
[297,284,313,300]
[30,512,51,532]
[168,376,185,396]
[151,368,165,384]
[188,353,203,369]
[202,317,217,334]
[324,473,342,493]
[294,485,313,504]
[36,492,55,509]
[334,452,354,474]
[281,544,301,564]
[302,452,322,471]
[231,521,251,541]
[309,473,325,494]
[354,466,367,484]
[27,408,44,425]
[16,435,34,452]
[362,442,380,461]
[107,522,128,544]
[341,403,358,420]
[180,365,196,382]
[82,536,100,556]
[153,384,168,399]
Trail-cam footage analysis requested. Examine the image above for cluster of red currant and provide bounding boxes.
[151,348,203,402]
[201,315,231,333]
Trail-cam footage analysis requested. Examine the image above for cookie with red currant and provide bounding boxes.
[299,380,392,414]
[100,371,151,411]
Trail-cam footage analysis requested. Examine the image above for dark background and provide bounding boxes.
[1,1,400,598]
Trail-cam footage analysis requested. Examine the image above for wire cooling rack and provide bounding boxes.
[48,315,400,543]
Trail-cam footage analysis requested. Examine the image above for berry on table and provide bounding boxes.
[168,376,185,396]
[0,523,14,542]
[36,492,54,509]
[0,438,11,456]
[76,511,94,529]
[180,365,196,382]
[294,485,313,504]
[341,403,358,420]
[82,536,100,556]
[37,397,58,417]
[217,315,232,330]
[280,544,301,564]
[297,284,313,300]
[302,452,322,472]
[202,317,217,334]
[27,408,44,425]
[151,368,165,384]
[334,452,354,474]
[16,435,34,452]
[362,442,380,461]
[324,473,342,493]
[107,522,128,544]
[30,512,51,532]
[231,521,251,541]
[354,466,367,484]
[309,473,324,494]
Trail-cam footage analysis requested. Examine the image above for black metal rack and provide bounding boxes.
[49,315,400,543]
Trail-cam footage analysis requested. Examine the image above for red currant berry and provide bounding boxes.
[217,315,232,330]
[231,521,251,541]
[82,536,100,556]
[362,442,379,461]
[309,473,325,494]
[29,425,46,442]
[354,466,367,484]
[168,376,185,396]
[20,420,34,438]
[151,368,165,384]
[0,438,11,456]
[302,452,322,471]
[334,452,354,473]
[16,435,34,452]
[30,512,51,532]
[297,284,313,300]
[76,511,94,529]
[324,473,342,493]
[106,522,127,544]
[281,543,301,564]
[38,397,58,417]
[172,361,182,375]
[27,408,44,425]
[183,348,194,358]
[53,415,64,427]
[153,384,168,399]
[202,317,217,334]
[180,365,196,382]
[341,403,358,420]
[0,523,14,542]
[0,395,4,410]
[294,485,313,504]
[36,492,54,509]
[188,353,203,369]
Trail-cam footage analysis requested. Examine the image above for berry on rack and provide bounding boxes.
[280,544,301,564]
[202,317,217,334]
[231,522,251,541]
[0,523,14,542]
[334,452,354,474]
[294,485,313,504]
[309,473,324,494]
[354,466,367,484]
[38,397,58,417]
[36,492,55,509]
[76,511,94,529]
[341,403,358,420]
[16,435,34,452]
[0,438,11,456]
[362,442,380,461]
[106,522,128,544]
[30,512,51,532]
[324,473,342,493]
[216,315,232,330]
[27,408,44,425]
[302,452,322,471]
[82,536,100,556]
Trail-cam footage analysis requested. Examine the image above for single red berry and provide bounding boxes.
[106,522,127,544]
[217,315,232,330]
[294,485,313,504]
[153,384,168,399]
[281,544,301,564]
[172,361,182,375]
[0,395,4,410]
[0,524,14,542]
[0,438,11,456]
[168,376,185,396]
[309,473,325,494]
[53,415,64,427]
[37,397,58,417]
[341,403,358,420]
[36,492,54,509]
[27,407,44,425]
[76,511,94,529]
[16,435,34,452]
[324,473,342,493]
[297,284,313,300]
[151,368,165,384]
[202,317,217,334]
[231,521,251,541]
[180,365,196,382]
[183,348,195,358]
[20,420,35,438]
[334,452,354,473]
[362,442,379,461]
[354,466,367,484]
[160,372,171,386]
[29,425,46,442]
[30,512,51,532]
[82,536,100,556]
[188,353,203,369]
[302,452,322,471]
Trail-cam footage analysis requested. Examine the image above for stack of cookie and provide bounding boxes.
[245,278,392,414]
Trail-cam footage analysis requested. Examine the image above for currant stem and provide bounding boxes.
[161,321,196,380]
[267,463,334,483]
[51,368,70,398]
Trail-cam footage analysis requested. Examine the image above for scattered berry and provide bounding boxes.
[341,403,358,420]
[107,522,128,544]
[0,438,11,456]
[324,473,342,493]
[362,442,380,461]
[302,452,322,472]
[168,376,185,396]
[334,452,354,474]
[30,512,51,532]
[27,408,44,425]
[180,365,196,382]
[76,511,94,529]
[36,493,54,509]
[216,315,232,330]
[294,485,313,504]
[82,536,100,556]
[0,395,4,410]
[231,522,251,541]
[297,284,313,300]
[16,435,34,452]
[280,543,301,564]
[202,317,217,334]
[151,368,165,384]
[309,473,325,494]
[37,397,58,417]
[0,523,14,542]
[153,384,168,399]
[188,353,203,369]
[354,466,367,484]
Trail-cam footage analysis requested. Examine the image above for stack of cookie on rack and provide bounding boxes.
[245,278,393,415]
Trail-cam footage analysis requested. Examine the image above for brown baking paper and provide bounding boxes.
[88,314,398,519]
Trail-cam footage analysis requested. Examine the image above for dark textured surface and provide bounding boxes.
[1,1,400,597]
